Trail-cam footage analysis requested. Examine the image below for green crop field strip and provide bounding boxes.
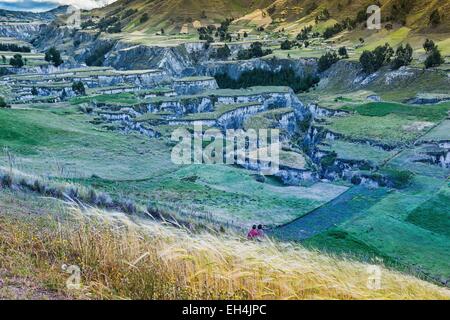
[318,140,396,166]
[325,114,431,146]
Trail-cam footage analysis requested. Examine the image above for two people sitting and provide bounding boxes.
[247,224,265,240]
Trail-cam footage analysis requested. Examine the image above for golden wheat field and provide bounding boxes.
[0,200,449,300]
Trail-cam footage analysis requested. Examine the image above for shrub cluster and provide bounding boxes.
[211,44,231,60]
[0,171,141,214]
[237,42,272,60]
[359,43,394,74]
[423,39,444,69]
[9,54,25,68]
[318,51,340,72]
[215,68,319,93]
[0,96,10,108]
[391,44,413,70]
[0,43,31,53]
[45,47,63,67]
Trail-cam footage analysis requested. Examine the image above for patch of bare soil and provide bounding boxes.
[0,269,67,300]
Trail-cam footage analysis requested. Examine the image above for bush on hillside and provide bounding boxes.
[140,13,149,24]
[429,9,441,27]
[213,45,230,60]
[107,22,122,33]
[425,47,445,69]
[384,169,414,189]
[97,16,119,32]
[121,8,137,20]
[296,26,312,41]
[389,0,412,25]
[198,26,215,43]
[338,46,348,58]
[0,96,10,108]
[359,43,394,73]
[391,43,413,70]
[280,40,295,50]
[423,39,436,53]
[9,54,24,68]
[318,51,340,72]
[237,42,272,60]
[320,151,337,168]
[45,47,63,67]
[72,81,86,95]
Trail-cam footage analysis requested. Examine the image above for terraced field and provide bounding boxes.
[272,93,450,283]
[0,12,449,290]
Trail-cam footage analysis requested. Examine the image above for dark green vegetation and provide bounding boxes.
[0,43,30,53]
[72,81,86,96]
[391,44,413,70]
[318,51,340,72]
[44,47,63,67]
[237,42,272,60]
[406,187,450,238]
[212,45,231,60]
[341,102,450,122]
[425,47,445,69]
[0,96,8,108]
[360,43,394,74]
[215,68,319,93]
[9,54,24,68]
[422,38,445,69]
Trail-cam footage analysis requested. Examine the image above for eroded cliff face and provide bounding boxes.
[102,41,208,75]
[31,25,320,78]
[0,22,43,41]
[319,60,450,100]
[31,24,76,50]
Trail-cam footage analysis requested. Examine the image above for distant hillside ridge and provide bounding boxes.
[90,0,450,34]
[0,5,74,22]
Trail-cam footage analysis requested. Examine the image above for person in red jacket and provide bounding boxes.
[247,225,259,240]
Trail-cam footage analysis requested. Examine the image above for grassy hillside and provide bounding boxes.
[87,0,450,55]
[90,0,273,33]
[0,106,346,227]
[0,189,449,300]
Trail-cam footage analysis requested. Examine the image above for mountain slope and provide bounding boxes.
[242,0,450,33]
[0,5,74,22]
[90,0,274,32]
[92,0,450,33]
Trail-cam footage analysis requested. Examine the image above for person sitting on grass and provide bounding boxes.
[247,225,259,240]
[257,224,265,238]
